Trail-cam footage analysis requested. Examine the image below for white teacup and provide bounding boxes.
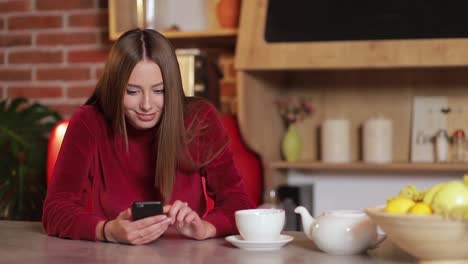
[235,209,285,242]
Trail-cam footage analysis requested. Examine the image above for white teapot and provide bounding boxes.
[295,206,384,255]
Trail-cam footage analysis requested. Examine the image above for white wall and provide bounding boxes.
[286,169,462,216]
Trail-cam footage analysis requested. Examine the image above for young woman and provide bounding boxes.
[42,28,253,245]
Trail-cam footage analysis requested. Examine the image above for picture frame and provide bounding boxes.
[410,96,448,162]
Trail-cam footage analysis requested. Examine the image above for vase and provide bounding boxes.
[216,0,241,28]
[282,124,302,162]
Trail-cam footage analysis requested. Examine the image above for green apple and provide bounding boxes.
[449,205,468,220]
[423,182,446,205]
[432,181,468,215]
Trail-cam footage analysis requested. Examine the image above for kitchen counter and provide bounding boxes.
[0,221,415,263]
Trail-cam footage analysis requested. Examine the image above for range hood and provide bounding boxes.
[235,0,468,70]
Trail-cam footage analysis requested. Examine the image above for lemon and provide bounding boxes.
[408,202,432,215]
[385,197,415,214]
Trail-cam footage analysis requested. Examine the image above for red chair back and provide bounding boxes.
[220,115,262,206]
[203,115,263,214]
[47,119,93,212]
[46,120,70,186]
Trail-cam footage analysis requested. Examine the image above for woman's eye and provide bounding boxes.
[153,89,164,94]
[126,90,139,95]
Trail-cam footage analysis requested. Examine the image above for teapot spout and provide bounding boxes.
[294,206,315,240]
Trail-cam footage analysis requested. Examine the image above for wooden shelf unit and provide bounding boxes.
[162,29,237,39]
[110,29,237,50]
[109,0,237,52]
[108,0,238,50]
[234,0,468,191]
[163,29,237,51]
[235,0,468,70]
[270,161,468,172]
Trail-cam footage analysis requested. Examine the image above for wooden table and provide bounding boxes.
[0,221,415,263]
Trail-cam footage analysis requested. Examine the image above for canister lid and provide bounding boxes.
[452,129,465,138]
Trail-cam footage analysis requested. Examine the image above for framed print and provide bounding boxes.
[410,96,448,162]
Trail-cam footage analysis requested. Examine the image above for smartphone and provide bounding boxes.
[131,201,163,221]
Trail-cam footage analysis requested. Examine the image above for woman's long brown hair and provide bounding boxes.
[85,28,204,201]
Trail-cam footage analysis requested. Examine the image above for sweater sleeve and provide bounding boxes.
[42,108,105,241]
[197,105,254,237]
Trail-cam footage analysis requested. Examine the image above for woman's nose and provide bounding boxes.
[140,93,152,111]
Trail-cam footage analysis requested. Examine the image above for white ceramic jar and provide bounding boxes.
[363,116,393,163]
[321,119,351,163]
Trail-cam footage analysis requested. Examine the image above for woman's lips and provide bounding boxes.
[136,113,156,122]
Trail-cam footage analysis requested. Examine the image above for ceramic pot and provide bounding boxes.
[282,124,302,161]
[295,206,383,255]
[216,0,241,28]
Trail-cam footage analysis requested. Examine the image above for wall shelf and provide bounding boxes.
[108,0,238,50]
[162,29,237,39]
[161,29,237,50]
[270,161,468,173]
[111,27,237,50]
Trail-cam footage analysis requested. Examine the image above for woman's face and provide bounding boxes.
[123,60,164,130]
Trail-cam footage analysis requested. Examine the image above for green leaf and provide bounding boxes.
[0,97,63,220]
[6,97,28,113]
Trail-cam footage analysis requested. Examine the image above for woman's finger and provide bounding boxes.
[117,208,132,220]
[184,211,199,225]
[131,218,171,244]
[139,220,171,244]
[130,214,168,229]
[176,205,192,224]
[166,200,182,221]
[167,200,188,224]
[134,217,170,240]
[163,204,171,214]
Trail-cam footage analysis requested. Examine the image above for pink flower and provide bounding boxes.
[274,97,314,126]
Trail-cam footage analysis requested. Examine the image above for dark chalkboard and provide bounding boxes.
[265,0,468,42]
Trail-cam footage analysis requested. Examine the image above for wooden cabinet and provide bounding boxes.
[235,0,468,191]
[236,0,468,70]
[108,0,238,109]
[108,0,237,51]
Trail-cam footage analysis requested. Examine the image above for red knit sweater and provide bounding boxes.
[42,101,253,241]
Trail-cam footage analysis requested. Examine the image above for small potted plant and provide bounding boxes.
[0,97,62,220]
[274,97,314,161]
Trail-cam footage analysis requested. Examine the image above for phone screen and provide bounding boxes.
[131,201,163,220]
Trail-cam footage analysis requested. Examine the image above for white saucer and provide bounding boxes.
[225,234,294,251]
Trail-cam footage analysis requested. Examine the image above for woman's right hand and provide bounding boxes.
[104,208,172,245]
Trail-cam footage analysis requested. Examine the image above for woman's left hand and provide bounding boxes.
[164,200,216,240]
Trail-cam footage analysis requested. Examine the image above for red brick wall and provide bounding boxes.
[0,0,108,116]
[1,0,237,117]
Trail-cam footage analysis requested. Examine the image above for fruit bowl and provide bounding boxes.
[366,205,468,263]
